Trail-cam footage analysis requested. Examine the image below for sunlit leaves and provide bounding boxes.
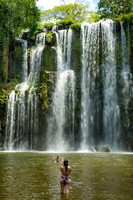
[42,3,89,22]
[97,0,133,19]
[0,0,41,36]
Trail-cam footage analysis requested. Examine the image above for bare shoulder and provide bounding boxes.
[68,166,71,170]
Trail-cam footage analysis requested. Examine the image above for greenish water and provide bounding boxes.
[0,152,133,200]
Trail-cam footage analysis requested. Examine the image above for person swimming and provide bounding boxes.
[60,159,71,193]
[52,156,63,163]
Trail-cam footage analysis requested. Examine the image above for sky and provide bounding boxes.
[36,0,99,12]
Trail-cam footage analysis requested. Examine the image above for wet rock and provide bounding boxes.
[100,145,111,152]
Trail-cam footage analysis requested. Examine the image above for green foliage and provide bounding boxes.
[41,9,54,21]
[0,90,8,105]
[5,78,19,92]
[46,32,55,45]
[56,19,74,26]
[42,3,89,22]
[97,0,133,19]
[0,0,41,37]
[43,46,56,71]
[0,89,8,119]
[100,145,111,152]
[87,11,101,23]
[70,23,81,31]
[28,28,41,41]
[39,71,49,110]
[115,13,133,23]
[43,23,55,30]
[0,0,41,82]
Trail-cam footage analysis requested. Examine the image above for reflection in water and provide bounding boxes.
[0,153,133,200]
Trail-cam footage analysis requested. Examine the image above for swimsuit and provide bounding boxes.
[61,176,70,183]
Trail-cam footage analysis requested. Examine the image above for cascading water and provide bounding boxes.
[80,22,100,150]
[3,20,132,152]
[80,20,122,151]
[4,33,46,150]
[22,40,28,81]
[46,29,75,151]
[120,23,132,108]
[101,20,121,150]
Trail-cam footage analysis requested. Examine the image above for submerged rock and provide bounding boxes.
[100,145,111,152]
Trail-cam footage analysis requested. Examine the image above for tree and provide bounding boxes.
[0,0,41,37]
[42,3,89,22]
[0,0,41,82]
[97,0,133,19]
[87,11,101,23]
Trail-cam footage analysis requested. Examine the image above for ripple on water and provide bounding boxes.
[0,152,133,200]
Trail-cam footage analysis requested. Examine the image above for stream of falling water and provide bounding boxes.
[4,33,46,150]
[101,20,121,150]
[4,20,132,152]
[46,29,75,151]
[120,23,132,108]
[80,20,123,151]
[80,22,100,150]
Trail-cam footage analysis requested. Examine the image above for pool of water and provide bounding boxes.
[0,152,133,200]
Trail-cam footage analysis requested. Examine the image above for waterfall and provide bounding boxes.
[4,21,132,152]
[4,33,46,150]
[101,20,121,150]
[46,29,75,151]
[80,22,100,150]
[22,41,28,81]
[5,91,16,150]
[80,20,122,151]
[120,23,132,108]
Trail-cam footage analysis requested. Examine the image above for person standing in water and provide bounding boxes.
[60,159,71,193]
[52,156,63,163]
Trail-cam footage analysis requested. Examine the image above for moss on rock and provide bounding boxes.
[43,45,56,71]
[46,32,56,45]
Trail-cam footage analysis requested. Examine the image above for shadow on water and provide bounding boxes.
[0,152,133,200]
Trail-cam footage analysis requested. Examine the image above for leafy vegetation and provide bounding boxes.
[56,19,74,26]
[41,2,89,23]
[97,0,133,19]
[43,23,55,30]
[39,71,49,110]
[115,13,133,22]
[41,1,100,31]
[0,0,41,37]
[41,0,133,30]
[0,0,41,83]
[70,23,81,31]
[46,32,55,45]
[87,11,101,23]
[0,89,8,105]
[0,89,8,121]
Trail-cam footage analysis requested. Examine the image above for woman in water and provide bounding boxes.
[60,159,71,193]
[52,156,63,163]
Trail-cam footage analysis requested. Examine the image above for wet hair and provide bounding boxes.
[64,159,68,173]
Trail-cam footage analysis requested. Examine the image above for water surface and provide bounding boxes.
[0,152,133,200]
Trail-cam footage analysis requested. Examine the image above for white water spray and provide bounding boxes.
[47,29,75,151]
[4,33,46,150]
[80,22,100,150]
[101,20,121,149]
[120,23,132,108]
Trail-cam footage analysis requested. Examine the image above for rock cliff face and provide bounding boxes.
[0,20,133,151]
